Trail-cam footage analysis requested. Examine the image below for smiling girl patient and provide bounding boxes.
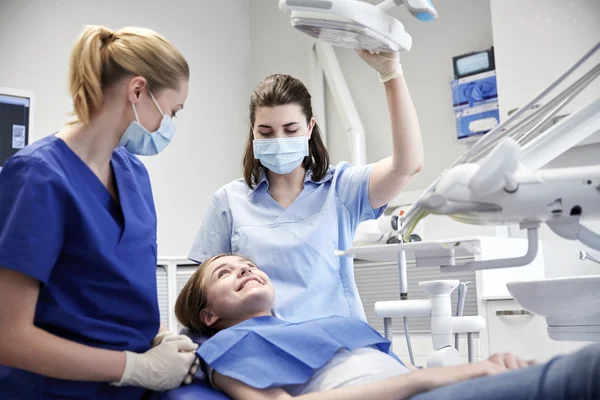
[175,254,600,400]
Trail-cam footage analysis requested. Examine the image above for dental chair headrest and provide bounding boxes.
[180,327,210,346]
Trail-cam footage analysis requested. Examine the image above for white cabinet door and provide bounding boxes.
[486,299,587,362]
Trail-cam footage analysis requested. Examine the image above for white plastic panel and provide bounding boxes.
[156,265,169,327]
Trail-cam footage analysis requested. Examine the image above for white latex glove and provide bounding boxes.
[111,338,199,391]
[356,50,403,83]
[152,331,200,385]
[152,331,194,347]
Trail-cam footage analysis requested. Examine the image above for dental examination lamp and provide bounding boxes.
[279,0,438,53]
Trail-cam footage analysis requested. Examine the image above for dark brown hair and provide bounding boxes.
[175,253,260,337]
[175,254,226,337]
[242,74,330,188]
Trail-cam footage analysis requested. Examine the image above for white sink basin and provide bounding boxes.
[507,276,600,341]
[507,276,600,319]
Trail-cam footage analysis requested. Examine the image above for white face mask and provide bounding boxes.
[252,136,309,175]
[119,91,176,156]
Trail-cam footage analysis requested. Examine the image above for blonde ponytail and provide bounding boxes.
[68,25,112,125]
[67,25,189,125]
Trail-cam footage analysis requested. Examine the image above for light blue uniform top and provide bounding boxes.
[189,162,385,322]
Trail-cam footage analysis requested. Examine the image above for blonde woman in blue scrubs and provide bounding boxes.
[0,25,197,399]
[189,51,423,322]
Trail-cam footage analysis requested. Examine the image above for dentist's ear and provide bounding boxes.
[200,308,219,327]
[127,76,147,104]
[308,117,316,139]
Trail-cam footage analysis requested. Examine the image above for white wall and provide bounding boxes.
[490,0,600,150]
[490,0,600,278]
[248,1,313,90]
[0,0,252,255]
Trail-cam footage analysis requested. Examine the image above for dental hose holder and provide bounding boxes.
[376,279,486,368]
[394,211,415,365]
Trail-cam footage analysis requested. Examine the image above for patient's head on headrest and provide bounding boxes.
[175,254,274,336]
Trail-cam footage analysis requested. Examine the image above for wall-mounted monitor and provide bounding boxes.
[0,87,34,173]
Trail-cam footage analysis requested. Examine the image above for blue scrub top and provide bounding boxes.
[189,162,385,322]
[0,136,159,400]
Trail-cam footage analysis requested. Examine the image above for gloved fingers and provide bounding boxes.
[180,352,199,368]
[183,358,201,385]
[172,353,198,386]
[190,358,200,375]
[356,49,399,60]
[378,54,400,62]
[177,338,199,352]
[165,334,193,344]
[356,49,376,61]
[152,331,176,347]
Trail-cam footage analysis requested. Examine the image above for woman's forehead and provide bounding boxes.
[255,104,304,124]
[208,255,249,271]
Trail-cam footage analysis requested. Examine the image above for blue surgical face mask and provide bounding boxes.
[253,136,309,175]
[119,91,176,156]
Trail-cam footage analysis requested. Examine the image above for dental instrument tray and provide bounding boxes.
[336,236,482,267]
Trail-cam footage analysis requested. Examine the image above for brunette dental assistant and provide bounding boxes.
[189,50,424,323]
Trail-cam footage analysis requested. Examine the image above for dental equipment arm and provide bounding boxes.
[376,280,486,368]
[580,250,600,265]
[455,281,470,352]
[393,212,415,365]
[399,43,600,245]
[314,42,367,165]
[398,41,600,258]
[398,240,416,365]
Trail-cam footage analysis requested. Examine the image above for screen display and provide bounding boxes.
[0,94,30,168]
[456,51,490,76]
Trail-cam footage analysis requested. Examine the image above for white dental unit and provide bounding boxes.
[345,43,600,367]
[280,0,600,367]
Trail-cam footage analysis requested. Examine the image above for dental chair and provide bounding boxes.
[153,382,226,400]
